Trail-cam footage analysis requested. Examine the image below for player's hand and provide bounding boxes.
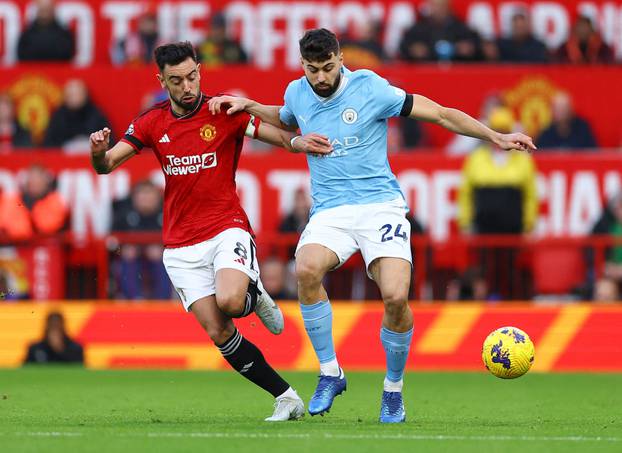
[208,95,250,115]
[494,132,537,152]
[90,127,111,155]
[292,133,333,156]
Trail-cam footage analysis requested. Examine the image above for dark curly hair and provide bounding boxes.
[299,28,340,62]
[154,41,197,72]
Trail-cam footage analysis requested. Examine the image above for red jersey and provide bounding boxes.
[121,93,259,248]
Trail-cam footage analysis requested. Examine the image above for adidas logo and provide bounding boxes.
[159,133,171,143]
[240,362,254,374]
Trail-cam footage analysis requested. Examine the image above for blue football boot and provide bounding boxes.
[379,391,406,423]
[308,370,347,416]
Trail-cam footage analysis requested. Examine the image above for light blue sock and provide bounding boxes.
[300,301,335,364]
[381,326,413,383]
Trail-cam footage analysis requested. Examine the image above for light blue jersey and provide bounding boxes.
[279,67,408,216]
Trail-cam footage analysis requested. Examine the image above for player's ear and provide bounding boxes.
[338,52,343,64]
[196,63,201,80]
[156,73,166,89]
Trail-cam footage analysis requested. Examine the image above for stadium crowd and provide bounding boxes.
[0,0,621,303]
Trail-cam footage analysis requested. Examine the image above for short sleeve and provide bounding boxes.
[121,113,152,152]
[279,81,298,127]
[230,110,259,138]
[369,72,407,120]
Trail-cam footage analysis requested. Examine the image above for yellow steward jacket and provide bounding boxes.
[457,147,537,233]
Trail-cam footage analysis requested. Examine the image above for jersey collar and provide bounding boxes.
[170,92,204,120]
[310,66,351,103]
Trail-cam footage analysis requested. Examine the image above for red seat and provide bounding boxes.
[532,246,585,294]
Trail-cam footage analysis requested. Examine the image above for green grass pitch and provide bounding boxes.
[0,368,620,452]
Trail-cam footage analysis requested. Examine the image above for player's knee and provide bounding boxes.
[216,290,246,317]
[382,290,409,315]
[207,324,236,345]
[295,259,324,285]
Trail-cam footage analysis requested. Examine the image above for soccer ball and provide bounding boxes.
[482,326,535,379]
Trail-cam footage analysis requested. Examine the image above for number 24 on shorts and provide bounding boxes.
[379,224,408,242]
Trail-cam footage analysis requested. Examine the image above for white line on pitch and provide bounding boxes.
[4,432,619,442]
[146,433,619,442]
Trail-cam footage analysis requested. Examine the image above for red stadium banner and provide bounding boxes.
[1,152,622,241]
[0,1,621,66]
[1,65,621,147]
[0,302,620,372]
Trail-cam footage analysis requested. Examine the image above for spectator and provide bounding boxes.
[589,193,622,294]
[556,16,614,64]
[593,278,619,302]
[279,188,311,234]
[537,92,597,150]
[457,107,537,300]
[17,0,74,62]
[260,257,293,300]
[491,11,548,63]
[458,107,537,234]
[0,165,68,241]
[197,13,247,67]
[399,0,481,62]
[43,79,110,152]
[279,188,311,259]
[111,180,171,300]
[0,93,32,151]
[399,117,425,150]
[24,312,84,364]
[340,20,386,68]
[446,267,489,301]
[112,10,162,65]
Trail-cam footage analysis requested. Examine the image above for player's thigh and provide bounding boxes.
[295,243,341,280]
[369,257,412,303]
[190,295,235,344]
[162,245,215,312]
[356,199,413,285]
[214,268,251,307]
[213,227,259,283]
[295,208,358,277]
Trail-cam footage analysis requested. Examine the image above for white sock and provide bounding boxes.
[384,377,403,392]
[319,358,341,377]
[276,386,298,400]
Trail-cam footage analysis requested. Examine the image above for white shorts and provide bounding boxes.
[296,197,412,278]
[162,228,259,311]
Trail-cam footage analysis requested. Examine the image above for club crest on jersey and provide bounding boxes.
[200,124,216,142]
[125,123,134,135]
[342,108,358,124]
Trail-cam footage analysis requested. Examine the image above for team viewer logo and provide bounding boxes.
[342,108,358,124]
[163,153,217,176]
[200,124,217,142]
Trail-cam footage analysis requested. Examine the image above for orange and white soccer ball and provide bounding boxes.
[482,326,535,379]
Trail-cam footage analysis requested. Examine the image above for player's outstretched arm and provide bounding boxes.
[208,96,297,131]
[408,94,537,152]
[255,122,332,155]
[90,127,136,174]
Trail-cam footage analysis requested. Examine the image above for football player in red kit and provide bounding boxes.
[89,41,331,421]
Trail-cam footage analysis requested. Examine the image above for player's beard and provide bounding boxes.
[171,92,201,113]
[309,72,341,98]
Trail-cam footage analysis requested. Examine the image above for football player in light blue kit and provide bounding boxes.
[208,29,536,423]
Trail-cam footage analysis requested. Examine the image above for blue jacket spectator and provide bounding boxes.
[538,92,597,150]
[495,12,548,63]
